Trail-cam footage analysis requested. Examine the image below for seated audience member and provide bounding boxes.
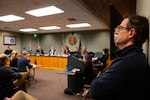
[71,47,82,58]
[35,46,44,55]
[99,48,111,71]
[101,48,112,72]
[10,51,19,72]
[64,46,70,55]
[4,90,38,100]
[17,51,33,72]
[82,53,95,96]
[82,47,88,56]
[4,45,13,56]
[82,53,95,85]
[0,53,27,100]
[101,48,109,62]
[48,45,56,56]
[65,53,95,95]
[90,15,150,100]
[10,51,18,67]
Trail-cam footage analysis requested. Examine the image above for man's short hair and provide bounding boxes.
[126,15,149,47]
[22,51,28,56]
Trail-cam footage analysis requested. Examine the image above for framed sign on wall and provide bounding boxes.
[3,35,16,45]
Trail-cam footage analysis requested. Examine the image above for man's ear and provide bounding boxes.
[129,28,136,38]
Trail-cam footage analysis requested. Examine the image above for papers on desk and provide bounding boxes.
[31,64,37,68]
[71,68,80,73]
[31,64,42,68]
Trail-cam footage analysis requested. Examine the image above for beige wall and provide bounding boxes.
[21,30,110,55]
[1,1,149,57]
[0,31,21,53]
[0,30,110,55]
[137,0,150,63]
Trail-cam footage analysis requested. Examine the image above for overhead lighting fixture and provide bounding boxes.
[66,23,91,28]
[0,15,24,22]
[19,28,38,32]
[25,6,64,17]
[39,26,61,30]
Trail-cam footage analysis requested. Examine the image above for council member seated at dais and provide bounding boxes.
[48,45,57,56]
[35,46,44,56]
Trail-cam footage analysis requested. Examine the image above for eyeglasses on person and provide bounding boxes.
[114,25,129,31]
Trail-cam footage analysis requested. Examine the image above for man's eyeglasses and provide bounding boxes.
[114,25,129,31]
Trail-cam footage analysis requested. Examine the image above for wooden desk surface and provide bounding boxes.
[28,56,68,70]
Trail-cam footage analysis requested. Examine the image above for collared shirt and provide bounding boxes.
[48,49,56,56]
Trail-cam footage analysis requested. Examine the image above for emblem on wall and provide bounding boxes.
[68,32,77,45]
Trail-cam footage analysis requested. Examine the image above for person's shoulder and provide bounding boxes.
[19,56,26,60]
[0,66,14,72]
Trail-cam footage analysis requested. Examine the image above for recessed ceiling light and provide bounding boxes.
[19,28,38,32]
[67,18,77,21]
[66,23,91,28]
[25,6,64,17]
[0,15,24,22]
[39,26,61,30]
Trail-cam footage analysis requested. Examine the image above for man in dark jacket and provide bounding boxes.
[90,15,150,100]
[0,53,22,100]
[35,46,44,55]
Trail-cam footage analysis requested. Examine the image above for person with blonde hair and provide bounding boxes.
[10,51,18,68]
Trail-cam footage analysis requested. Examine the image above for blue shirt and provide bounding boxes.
[17,56,33,72]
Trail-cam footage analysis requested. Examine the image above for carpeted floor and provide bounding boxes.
[28,70,94,100]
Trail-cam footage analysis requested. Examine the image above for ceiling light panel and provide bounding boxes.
[39,26,61,30]
[66,23,91,28]
[19,28,38,32]
[25,6,64,17]
[0,15,24,22]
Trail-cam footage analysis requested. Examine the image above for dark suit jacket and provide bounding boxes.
[0,66,21,99]
[35,49,44,55]
[90,45,150,100]
[17,56,33,72]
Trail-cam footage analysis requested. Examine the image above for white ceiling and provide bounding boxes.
[0,0,109,34]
